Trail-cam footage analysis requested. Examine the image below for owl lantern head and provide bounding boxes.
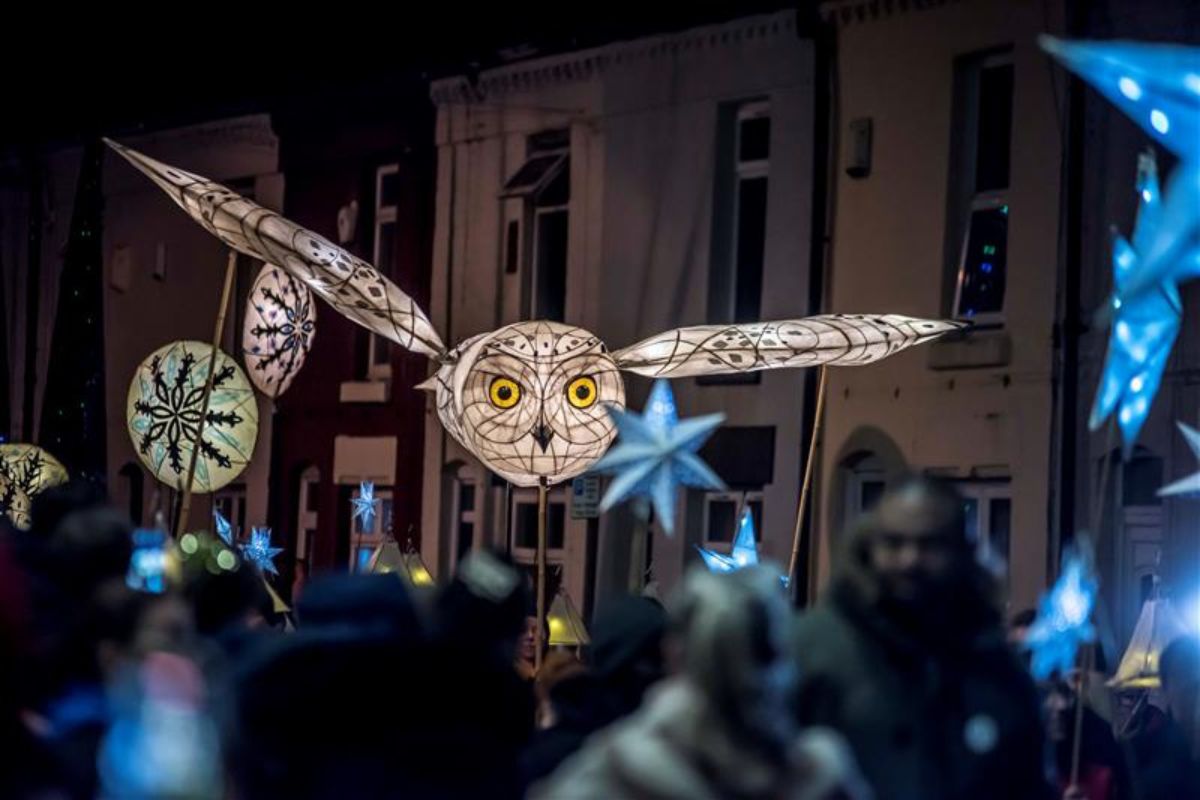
[425,321,625,487]
[108,140,965,490]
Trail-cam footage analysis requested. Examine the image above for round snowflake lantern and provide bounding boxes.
[242,264,316,398]
[127,340,259,494]
[0,444,69,497]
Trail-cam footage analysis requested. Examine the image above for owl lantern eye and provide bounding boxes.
[489,377,522,409]
[566,376,598,409]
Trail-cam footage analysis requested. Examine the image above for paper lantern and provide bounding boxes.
[242,264,316,398]
[0,443,69,496]
[0,475,32,530]
[1109,596,1188,690]
[127,340,259,494]
[110,140,964,488]
[548,590,590,646]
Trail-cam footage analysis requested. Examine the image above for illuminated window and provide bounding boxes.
[948,50,1013,324]
[367,165,400,380]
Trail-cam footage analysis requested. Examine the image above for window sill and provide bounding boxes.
[927,328,1011,370]
[339,381,391,404]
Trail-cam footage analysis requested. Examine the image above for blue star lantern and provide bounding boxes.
[213,508,234,546]
[241,526,283,576]
[1040,37,1200,304]
[1024,544,1098,680]
[591,380,725,536]
[352,481,379,532]
[1159,422,1200,498]
[1089,151,1181,452]
[696,507,760,572]
[696,508,789,587]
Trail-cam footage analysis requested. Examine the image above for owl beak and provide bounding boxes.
[533,423,554,453]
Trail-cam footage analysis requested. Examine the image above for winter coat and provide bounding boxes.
[530,678,868,800]
[791,566,1054,800]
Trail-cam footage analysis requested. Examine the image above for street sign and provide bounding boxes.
[571,475,601,519]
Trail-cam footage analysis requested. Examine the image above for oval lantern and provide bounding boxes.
[0,474,32,530]
[242,264,316,398]
[0,444,69,496]
[127,340,259,494]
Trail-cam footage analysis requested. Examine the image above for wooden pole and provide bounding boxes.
[788,366,829,594]
[535,478,549,672]
[175,252,237,538]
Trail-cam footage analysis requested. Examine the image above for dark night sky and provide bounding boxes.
[2,3,802,151]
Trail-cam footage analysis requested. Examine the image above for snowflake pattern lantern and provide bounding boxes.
[127,340,259,494]
[242,264,316,398]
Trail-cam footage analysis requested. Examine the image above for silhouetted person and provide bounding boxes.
[792,475,1054,800]
[1042,677,1130,800]
[1124,635,1200,800]
[519,595,667,787]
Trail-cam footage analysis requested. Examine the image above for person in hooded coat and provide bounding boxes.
[531,566,870,800]
[791,475,1054,800]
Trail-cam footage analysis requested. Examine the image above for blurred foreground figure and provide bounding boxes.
[792,476,1053,800]
[532,566,869,800]
[1123,635,1200,800]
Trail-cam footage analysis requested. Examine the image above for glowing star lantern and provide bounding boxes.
[1159,421,1200,497]
[241,526,283,575]
[213,509,234,546]
[0,444,68,497]
[696,508,761,572]
[242,264,316,398]
[0,475,32,530]
[352,481,379,531]
[1024,546,1099,680]
[109,140,963,488]
[590,380,725,535]
[1089,152,1180,452]
[1040,38,1200,305]
[126,340,259,494]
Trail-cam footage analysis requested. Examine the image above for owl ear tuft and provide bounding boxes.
[415,375,440,392]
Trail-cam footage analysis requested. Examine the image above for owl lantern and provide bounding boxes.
[107,140,963,488]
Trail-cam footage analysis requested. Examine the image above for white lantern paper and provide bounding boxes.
[242,264,316,398]
[0,443,69,496]
[127,340,259,494]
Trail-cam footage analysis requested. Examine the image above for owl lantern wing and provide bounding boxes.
[612,314,965,378]
[105,139,447,360]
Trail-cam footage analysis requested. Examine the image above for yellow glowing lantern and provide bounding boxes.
[0,444,69,497]
[548,589,590,647]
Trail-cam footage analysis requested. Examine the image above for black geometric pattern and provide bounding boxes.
[127,340,259,494]
[243,264,316,398]
[613,314,965,378]
[0,444,68,497]
[105,140,445,360]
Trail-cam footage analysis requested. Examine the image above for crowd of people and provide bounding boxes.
[0,476,1196,799]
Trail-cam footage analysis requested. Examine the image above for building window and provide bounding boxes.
[958,481,1011,568]
[841,453,886,530]
[1122,450,1163,507]
[455,479,477,563]
[367,164,400,380]
[710,100,770,326]
[948,50,1013,324]
[213,484,248,541]
[702,491,763,547]
[501,130,570,321]
[295,466,319,573]
[350,484,393,572]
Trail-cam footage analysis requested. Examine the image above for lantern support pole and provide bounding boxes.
[535,478,549,672]
[788,365,828,599]
[176,251,237,538]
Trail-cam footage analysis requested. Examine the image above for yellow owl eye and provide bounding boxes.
[566,376,598,409]
[489,377,522,409]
